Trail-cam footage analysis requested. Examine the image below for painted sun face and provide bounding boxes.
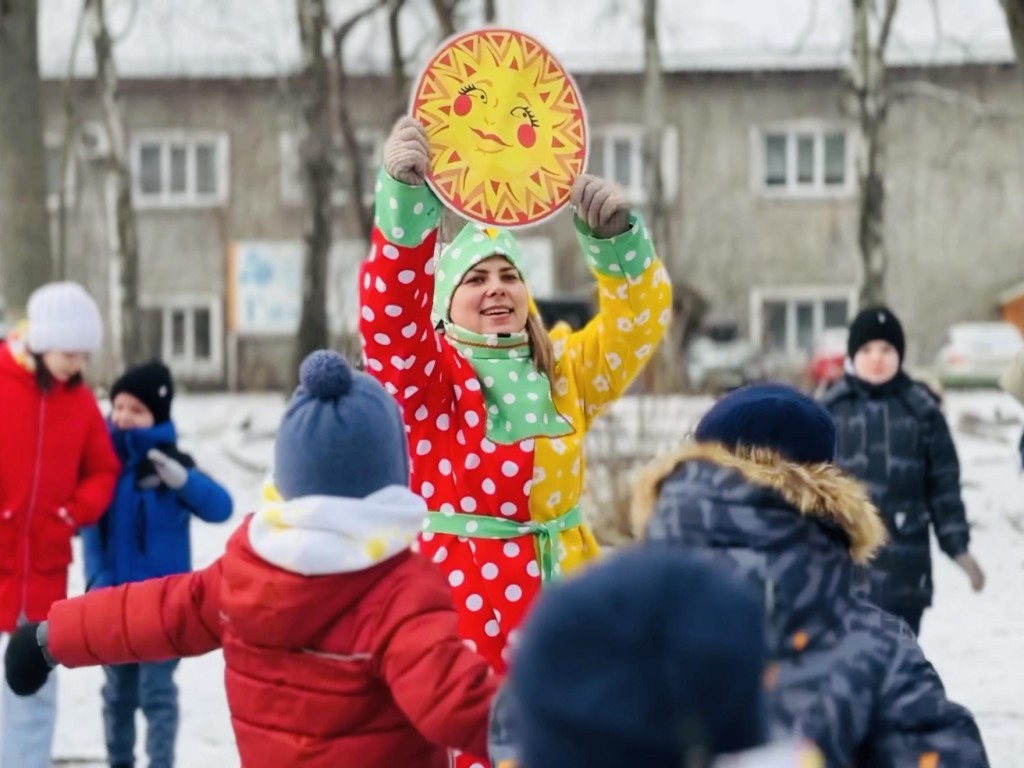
[411,29,587,227]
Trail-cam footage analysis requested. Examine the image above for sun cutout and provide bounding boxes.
[411,29,588,228]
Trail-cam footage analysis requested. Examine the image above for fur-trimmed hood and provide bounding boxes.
[632,442,887,564]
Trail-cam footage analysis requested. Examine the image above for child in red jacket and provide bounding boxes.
[5,351,498,768]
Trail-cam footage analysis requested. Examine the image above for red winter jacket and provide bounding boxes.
[0,340,119,631]
[47,518,497,768]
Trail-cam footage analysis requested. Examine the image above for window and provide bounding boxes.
[587,125,678,204]
[750,287,856,357]
[280,130,383,206]
[755,125,852,197]
[44,136,76,210]
[140,296,222,379]
[132,133,229,207]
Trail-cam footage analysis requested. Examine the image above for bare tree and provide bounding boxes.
[294,0,334,377]
[428,0,456,37]
[331,2,385,242]
[847,0,898,307]
[1000,0,1024,69]
[0,0,54,322]
[56,3,89,279]
[483,0,496,23]
[87,0,142,368]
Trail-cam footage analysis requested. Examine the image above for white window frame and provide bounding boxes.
[140,294,223,380]
[44,132,76,211]
[280,129,384,207]
[132,131,230,209]
[751,121,855,199]
[587,124,679,205]
[749,285,857,357]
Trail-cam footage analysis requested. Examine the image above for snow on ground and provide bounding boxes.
[43,391,1024,766]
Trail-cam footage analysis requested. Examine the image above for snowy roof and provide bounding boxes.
[39,0,1016,80]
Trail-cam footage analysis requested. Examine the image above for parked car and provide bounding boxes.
[686,319,763,393]
[934,322,1024,388]
[804,327,848,393]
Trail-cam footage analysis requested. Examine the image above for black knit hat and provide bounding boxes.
[847,306,905,360]
[110,361,174,424]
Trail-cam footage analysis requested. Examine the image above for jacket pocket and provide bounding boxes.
[31,506,75,572]
[0,508,17,572]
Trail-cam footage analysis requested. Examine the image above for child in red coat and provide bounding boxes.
[5,351,498,768]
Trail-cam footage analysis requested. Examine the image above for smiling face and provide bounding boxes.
[448,256,529,335]
[412,29,587,226]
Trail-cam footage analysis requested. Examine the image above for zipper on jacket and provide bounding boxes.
[21,397,47,616]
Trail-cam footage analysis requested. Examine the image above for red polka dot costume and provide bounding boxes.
[359,169,671,766]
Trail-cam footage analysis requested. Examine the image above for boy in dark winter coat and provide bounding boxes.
[632,384,989,768]
[82,360,232,768]
[821,307,984,635]
[5,351,498,768]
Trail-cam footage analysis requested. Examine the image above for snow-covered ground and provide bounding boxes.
[40,391,1024,766]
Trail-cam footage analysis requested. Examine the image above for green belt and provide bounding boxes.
[424,504,582,583]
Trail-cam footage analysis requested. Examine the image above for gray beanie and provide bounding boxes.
[27,282,103,353]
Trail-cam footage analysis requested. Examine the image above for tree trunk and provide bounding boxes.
[387,0,409,119]
[641,0,684,392]
[332,3,384,243]
[294,0,333,381]
[0,0,54,322]
[57,3,88,279]
[88,0,141,368]
[483,0,496,24]
[1000,0,1024,67]
[428,0,456,37]
[847,0,897,308]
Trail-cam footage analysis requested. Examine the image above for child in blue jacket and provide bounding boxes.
[82,360,232,768]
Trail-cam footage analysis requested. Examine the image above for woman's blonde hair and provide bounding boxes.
[525,311,556,386]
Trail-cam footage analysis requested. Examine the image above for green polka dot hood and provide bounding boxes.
[431,223,530,328]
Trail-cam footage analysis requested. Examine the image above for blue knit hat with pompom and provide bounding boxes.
[274,350,410,499]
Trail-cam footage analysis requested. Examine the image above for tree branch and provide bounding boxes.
[878,0,899,52]
[889,79,1024,119]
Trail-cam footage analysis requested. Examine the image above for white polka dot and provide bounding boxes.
[501,461,518,477]
[466,594,483,611]
[374,333,391,345]
[477,478,495,495]
[382,244,400,259]
[481,562,499,580]
[527,392,539,401]
[508,371,518,382]
[465,411,480,427]
[526,371,538,382]
[484,620,500,637]
[461,496,478,512]
[385,382,398,395]
[414,405,429,421]
[465,520,478,533]
[465,453,481,469]
[523,479,533,495]
[624,249,637,261]
[435,413,450,430]
[433,547,448,564]
[420,481,434,498]
[375,276,387,292]
[420,531,434,541]
[415,440,431,456]
[439,459,452,476]
[500,502,517,517]
[456,430,467,445]
[424,360,436,376]
[519,439,535,452]
[465,378,481,391]
[385,304,402,317]
[502,393,516,405]
[483,376,495,387]
[481,439,496,453]
[505,584,523,602]
[503,542,520,558]
[588,244,601,254]
[448,570,465,587]
[439,502,455,515]
[388,196,398,210]
[397,269,415,284]
[454,384,463,399]
[525,413,537,423]
[413,201,425,215]
[363,272,371,289]
[463,638,477,652]
[361,306,375,322]
[366,358,383,372]
[402,322,417,338]
[391,226,405,239]
[526,560,540,578]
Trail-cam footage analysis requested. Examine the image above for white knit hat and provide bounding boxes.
[27,282,103,353]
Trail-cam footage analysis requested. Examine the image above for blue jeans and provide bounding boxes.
[102,660,179,768]
[0,642,57,768]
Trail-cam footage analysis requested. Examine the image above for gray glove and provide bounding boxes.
[383,116,430,186]
[147,448,189,490]
[570,173,630,239]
